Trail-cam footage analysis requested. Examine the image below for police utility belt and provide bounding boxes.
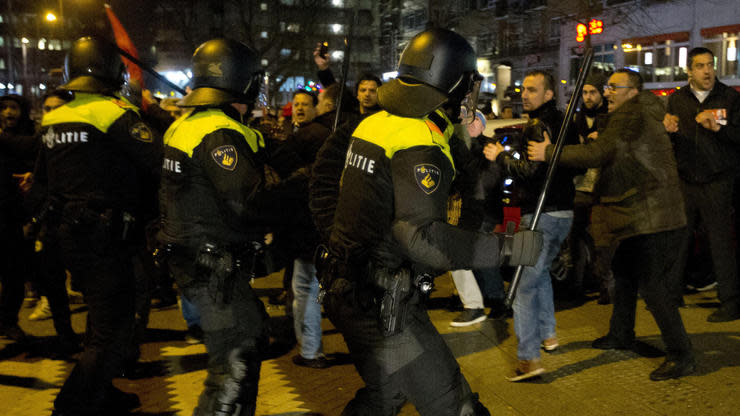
[156,241,263,304]
[314,244,434,337]
[52,201,137,242]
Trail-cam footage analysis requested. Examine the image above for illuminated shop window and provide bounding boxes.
[703,31,739,80]
[622,37,690,83]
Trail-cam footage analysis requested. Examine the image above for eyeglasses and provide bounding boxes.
[603,84,633,93]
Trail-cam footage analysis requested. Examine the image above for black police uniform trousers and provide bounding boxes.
[0,221,26,331]
[608,228,694,361]
[34,233,76,341]
[53,214,136,414]
[168,254,267,416]
[325,284,475,416]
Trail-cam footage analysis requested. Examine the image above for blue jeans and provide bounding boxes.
[292,258,323,359]
[180,293,200,328]
[513,212,573,360]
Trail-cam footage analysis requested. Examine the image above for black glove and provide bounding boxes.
[499,222,543,267]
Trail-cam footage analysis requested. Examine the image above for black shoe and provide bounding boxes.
[487,299,509,320]
[106,386,141,411]
[269,290,289,306]
[185,325,204,344]
[0,324,30,343]
[292,354,329,369]
[592,334,633,350]
[51,407,108,416]
[649,358,696,381]
[707,304,740,322]
[597,291,611,305]
[54,333,83,357]
[51,410,82,416]
[450,308,487,327]
[151,294,178,309]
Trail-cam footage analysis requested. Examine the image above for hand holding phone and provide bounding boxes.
[314,42,329,70]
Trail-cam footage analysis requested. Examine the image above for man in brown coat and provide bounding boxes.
[528,68,695,381]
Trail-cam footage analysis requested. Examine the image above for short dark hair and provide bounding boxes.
[322,83,340,106]
[355,73,381,95]
[524,70,555,93]
[614,68,643,91]
[293,90,318,106]
[687,47,715,69]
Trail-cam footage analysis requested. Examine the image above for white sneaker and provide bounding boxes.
[29,296,52,321]
[450,308,487,327]
[695,281,718,292]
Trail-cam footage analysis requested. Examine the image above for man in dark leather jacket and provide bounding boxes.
[530,68,695,381]
[664,47,740,322]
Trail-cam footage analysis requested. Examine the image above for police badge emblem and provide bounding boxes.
[414,164,441,194]
[130,122,153,143]
[212,145,238,171]
[208,62,223,77]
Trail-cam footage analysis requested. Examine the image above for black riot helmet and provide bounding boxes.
[179,38,263,107]
[378,28,481,118]
[60,37,125,93]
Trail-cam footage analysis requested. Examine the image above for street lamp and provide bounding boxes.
[21,37,29,96]
[46,12,58,22]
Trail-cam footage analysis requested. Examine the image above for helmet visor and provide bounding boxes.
[460,76,482,125]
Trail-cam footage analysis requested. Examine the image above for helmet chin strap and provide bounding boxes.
[441,99,462,121]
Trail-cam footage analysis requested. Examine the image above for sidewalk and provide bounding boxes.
[1,271,738,415]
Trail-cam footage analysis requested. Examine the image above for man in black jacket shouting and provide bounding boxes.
[664,47,740,322]
[483,70,579,381]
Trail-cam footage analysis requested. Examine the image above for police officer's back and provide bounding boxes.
[311,29,541,416]
[158,38,298,416]
[43,37,161,416]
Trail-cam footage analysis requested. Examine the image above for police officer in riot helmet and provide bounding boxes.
[44,37,161,415]
[311,28,542,415]
[158,38,302,416]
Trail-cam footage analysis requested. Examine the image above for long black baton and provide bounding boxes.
[116,46,188,96]
[504,48,594,308]
[332,4,359,132]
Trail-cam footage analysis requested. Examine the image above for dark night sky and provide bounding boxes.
[44,0,165,64]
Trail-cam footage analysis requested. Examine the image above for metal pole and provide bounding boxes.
[58,0,65,43]
[115,46,187,95]
[21,39,27,95]
[504,47,594,309]
[332,2,358,132]
[5,0,14,92]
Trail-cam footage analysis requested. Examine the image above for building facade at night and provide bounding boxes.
[0,1,736,110]
[0,2,73,99]
[379,0,739,113]
[151,0,381,105]
[558,0,740,103]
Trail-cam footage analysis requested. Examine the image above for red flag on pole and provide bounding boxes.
[104,3,146,109]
